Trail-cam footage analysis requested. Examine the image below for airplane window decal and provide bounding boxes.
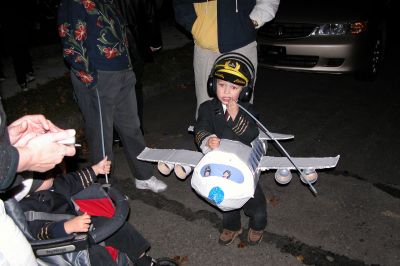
[200,164,244,183]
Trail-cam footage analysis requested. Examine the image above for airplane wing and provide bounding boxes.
[257,155,340,171]
[258,131,294,141]
[137,147,203,167]
[187,126,294,140]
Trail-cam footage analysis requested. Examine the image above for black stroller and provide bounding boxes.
[5,183,177,265]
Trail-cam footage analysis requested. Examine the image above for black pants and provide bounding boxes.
[89,222,151,265]
[222,183,267,231]
[71,69,153,180]
[11,43,33,85]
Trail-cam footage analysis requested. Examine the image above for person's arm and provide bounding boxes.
[31,213,91,240]
[0,134,19,191]
[30,220,69,240]
[53,167,98,197]
[53,157,109,198]
[57,0,97,88]
[173,0,197,33]
[194,102,217,153]
[250,0,280,29]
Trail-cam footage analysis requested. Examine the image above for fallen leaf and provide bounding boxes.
[296,255,305,262]
[268,195,279,206]
[181,256,189,263]
[237,241,247,248]
[172,255,189,264]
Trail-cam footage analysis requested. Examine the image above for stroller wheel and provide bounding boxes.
[155,257,179,266]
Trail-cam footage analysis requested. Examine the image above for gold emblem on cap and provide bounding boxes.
[215,60,249,85]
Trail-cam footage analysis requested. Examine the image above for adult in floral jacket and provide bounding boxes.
[57,0,167,193]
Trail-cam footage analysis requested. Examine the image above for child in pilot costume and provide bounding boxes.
[194,53,267,246]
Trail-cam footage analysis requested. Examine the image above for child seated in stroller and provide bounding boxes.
[17,157,174,266]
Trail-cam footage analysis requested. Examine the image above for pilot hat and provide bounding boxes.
[213,58,252,87]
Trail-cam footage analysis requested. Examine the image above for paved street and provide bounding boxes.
[110,43,400,265]
[1,21,400,266]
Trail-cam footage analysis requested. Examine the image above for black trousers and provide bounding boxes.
[10,43,33,85]
[89,222,151,265]
[71,69,153,180]
[222,183,267,231]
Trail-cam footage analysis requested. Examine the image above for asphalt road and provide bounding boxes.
[109,43,400,266]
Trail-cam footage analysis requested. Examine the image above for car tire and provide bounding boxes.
[355,26,386,81]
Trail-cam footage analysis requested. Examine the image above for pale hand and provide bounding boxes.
[92,156,111,175]
[207,136,221,150]
[226,99,239,121]
[8,115,63,145]
[16,129,76,173]
[64,213,91,234]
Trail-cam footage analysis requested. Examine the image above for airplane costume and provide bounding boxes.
[194,53,267,245]
[136,53,339,245]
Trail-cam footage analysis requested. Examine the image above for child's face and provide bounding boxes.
[216,79,243,105]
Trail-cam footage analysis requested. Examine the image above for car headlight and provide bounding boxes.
[312,21,367,36]
[313,23,348,36]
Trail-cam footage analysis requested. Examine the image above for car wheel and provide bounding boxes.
[355,29,386,81]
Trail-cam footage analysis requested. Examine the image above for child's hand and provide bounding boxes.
[207,136,220,150]
[226,99,239,121]
[64,213,91,234]
[92,156,111,175]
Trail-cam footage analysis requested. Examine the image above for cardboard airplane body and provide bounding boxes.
[138,132,339,211]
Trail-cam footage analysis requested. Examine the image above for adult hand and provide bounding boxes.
[8,115,62,145]
[16,129,76,173]
[226,98,239,121]
[64,213,91,234]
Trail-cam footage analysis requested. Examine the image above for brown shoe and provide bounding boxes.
[218,228,242,246]
[247,228,263,245]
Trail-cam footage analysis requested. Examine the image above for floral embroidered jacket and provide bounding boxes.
[58,0,131,88]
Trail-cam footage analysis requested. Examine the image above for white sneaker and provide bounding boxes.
[135,176,167,193]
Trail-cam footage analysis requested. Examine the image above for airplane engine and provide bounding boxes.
[300,168,318,184]
[274,169,292,184]
[174,164,192,179]
[157,162,174,175]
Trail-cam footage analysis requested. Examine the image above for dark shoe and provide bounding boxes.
[247,228,264,245]
[19,83,28,92]
[218,228,242,246]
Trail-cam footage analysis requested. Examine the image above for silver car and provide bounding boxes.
[257,0,391,80]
